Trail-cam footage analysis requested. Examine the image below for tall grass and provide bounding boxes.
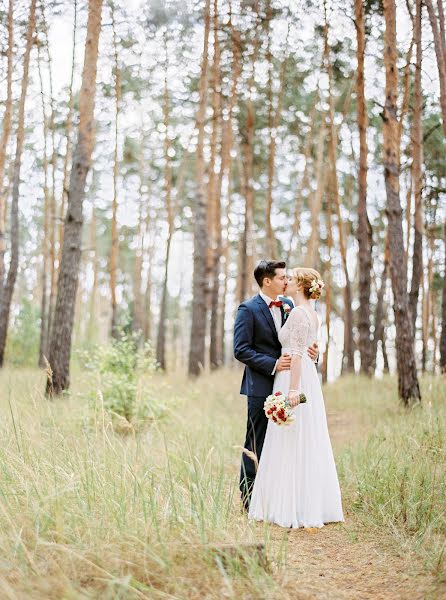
[0,367,286,599]
[338,376,446,584]
[0,367,444,597]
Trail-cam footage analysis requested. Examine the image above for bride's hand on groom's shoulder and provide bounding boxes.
[307,343,318,362]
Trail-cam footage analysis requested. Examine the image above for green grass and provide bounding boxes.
[339,376,446,583]
[0,366,444,598]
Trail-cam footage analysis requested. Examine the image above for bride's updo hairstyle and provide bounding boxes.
[291,267,324,300]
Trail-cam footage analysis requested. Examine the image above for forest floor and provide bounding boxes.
[258,403,440,600]
[0,368,444,599]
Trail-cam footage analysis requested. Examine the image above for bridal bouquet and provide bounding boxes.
[264,391,307,426]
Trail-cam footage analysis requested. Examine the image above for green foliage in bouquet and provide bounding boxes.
[78,335,158,424]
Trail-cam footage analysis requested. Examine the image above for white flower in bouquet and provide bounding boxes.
[264,391,295,426]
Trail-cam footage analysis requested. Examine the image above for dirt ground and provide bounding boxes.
[253,406,444,600]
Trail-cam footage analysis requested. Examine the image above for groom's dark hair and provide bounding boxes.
[254,260,286,287]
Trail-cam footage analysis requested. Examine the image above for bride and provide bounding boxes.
[248,267,344,529]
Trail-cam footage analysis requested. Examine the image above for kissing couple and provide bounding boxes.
[234,260,344,529]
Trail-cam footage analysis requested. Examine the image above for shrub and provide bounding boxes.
[79,335,159,424]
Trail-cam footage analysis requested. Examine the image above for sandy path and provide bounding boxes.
[253,407,442,600]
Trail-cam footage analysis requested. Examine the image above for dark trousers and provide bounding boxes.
[239,395,268,511]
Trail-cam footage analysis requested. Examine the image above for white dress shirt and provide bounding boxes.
[259,292,282,333]
[259,292,283,375]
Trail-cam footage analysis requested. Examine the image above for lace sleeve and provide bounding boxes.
[287,308,310,356]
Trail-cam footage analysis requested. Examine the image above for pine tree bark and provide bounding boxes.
[41,5,58,347]
[306,120,326,267]
[209,0,224,370]
[213,14,241,366]
[265,7,288,260]
[372,240,389,371]
[0,0,36,367]
[409,0,424,334]
[382,0,420,403]
[238,5,260,304]
[46,0,103,394]
[188,0,211,376]
[321,193,333,384]
[132,172,145,338]
[425,0,446,139]
[58,0,77,271]
[143,221,155,344]
[0,0,14,294]
[288,96,318,264]
[354,0,373,375]
[37,43,50,367]
[110,4,120,338]
[156,38,174,371]
[324,21,354,372]
[440,221,446,373]
[427,226,436,370]
[422,275,429,372]
[87,206,98,344]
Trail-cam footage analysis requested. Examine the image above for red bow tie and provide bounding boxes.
[269,300,283,308]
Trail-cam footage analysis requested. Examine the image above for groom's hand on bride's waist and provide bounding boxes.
[276,354,291,372]
[307,343,318,362]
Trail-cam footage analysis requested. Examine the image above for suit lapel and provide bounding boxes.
[256,295,279,340]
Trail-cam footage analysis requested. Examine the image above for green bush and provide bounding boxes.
[78,335,159,424]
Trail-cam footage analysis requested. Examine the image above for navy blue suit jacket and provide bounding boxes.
[233,294,294,397]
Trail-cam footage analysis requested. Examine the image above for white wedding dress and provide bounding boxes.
[248,305,344,528]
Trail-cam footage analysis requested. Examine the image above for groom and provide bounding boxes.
[234,260,318,511]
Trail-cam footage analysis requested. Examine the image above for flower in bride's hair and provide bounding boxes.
[309,278,324,296]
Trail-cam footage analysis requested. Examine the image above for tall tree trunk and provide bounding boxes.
[238,4,260,304]
[422,270,429,372]
[287,95,318,264]
[372,240,389,371]
[354,0,373,375]
[209,0,224,370]
[156,39,174,371]
[409,0,424,333]
[37,43,50,367]
[0,0,36,367]
[405,173,412,257]
[58,0,78,272]
[427,226,436,370]
[425,0,446,139]
[440,220,446,373]
[265,7,288,259]
[143,229,155,344]
[306,120,326,267]
[41,4,58,347]
[188,0,211,376]
[46,0,103,394]
[321,194,333,384]
[324,20,354,372]
[215,13,240,366]
[87,206,98,345]
[132,175,145,338]
[110,4,120,338]
[382,0,420,404]
[382,330,390,373]
[0,0,14,294]
[397,12,415,147]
